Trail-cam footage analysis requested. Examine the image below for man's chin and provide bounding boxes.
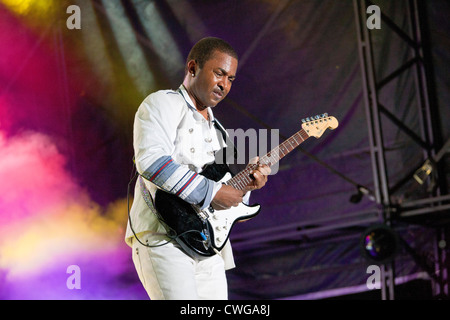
[207,100,220,108]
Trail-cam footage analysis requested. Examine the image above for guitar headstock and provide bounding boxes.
[301,113,339,138]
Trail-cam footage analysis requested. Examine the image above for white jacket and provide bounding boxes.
[125,85,237,269]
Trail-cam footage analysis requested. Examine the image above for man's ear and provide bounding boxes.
[187,59,197,76]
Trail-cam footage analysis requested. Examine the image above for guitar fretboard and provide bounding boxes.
[225,128,310,190]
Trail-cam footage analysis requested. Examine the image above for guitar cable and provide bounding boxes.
[126,159,207,249]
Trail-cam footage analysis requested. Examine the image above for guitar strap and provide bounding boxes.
[138,175,177,238]
[138,175,155,208]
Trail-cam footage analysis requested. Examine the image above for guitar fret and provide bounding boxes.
[295,132,304,143]
[271,150,279,164]
[287,139,295,150]
[300,131,308,140]
[232,180,240,189]
[236,176,245,190]
[282,141,292,152]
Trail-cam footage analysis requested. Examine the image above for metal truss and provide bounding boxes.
[354,0,449,300]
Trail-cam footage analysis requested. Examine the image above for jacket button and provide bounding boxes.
[190,148,195,153]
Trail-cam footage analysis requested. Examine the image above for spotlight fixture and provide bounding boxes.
[360,224,399,264]
[350,185,375,203]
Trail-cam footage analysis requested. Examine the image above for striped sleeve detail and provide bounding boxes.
[141,156,178,187]
[149,158,173,182]
[141,155,214,209]
[176,172,198,196]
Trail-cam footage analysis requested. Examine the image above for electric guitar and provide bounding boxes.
[154,114,339,258]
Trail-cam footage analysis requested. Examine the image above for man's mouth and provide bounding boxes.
[213,90,223,99]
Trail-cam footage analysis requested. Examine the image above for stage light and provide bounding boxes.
[102,0,155,96]
[360,224,399,264]
[349,185,375,203]
[1,0,57,17]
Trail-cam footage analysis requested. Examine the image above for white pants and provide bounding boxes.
[131,234,228,300]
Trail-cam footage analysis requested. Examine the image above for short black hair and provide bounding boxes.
[186,37,238,70]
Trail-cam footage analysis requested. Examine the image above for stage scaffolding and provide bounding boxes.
[231,0,449,300]
[354,0,449,299]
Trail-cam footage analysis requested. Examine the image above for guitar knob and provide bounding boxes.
[216,237,223,243]
[216,226,222,231]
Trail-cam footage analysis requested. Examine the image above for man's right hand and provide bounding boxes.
[211,184,244,210]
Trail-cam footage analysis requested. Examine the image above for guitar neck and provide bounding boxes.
[225,128,310,190]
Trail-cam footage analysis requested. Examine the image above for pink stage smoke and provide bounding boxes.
[0,130,142,299]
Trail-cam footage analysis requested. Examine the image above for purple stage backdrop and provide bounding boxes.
[0,0,448,300]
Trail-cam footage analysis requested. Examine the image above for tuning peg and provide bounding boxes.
[315,115,320,120]
[323,113,328,117]
[301,119,306,123]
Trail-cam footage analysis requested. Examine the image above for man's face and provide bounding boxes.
[191,50,238,108]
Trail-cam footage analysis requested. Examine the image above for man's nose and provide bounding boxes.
[218,79,230,92]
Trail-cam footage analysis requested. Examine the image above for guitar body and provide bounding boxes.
[154,162,261,258]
